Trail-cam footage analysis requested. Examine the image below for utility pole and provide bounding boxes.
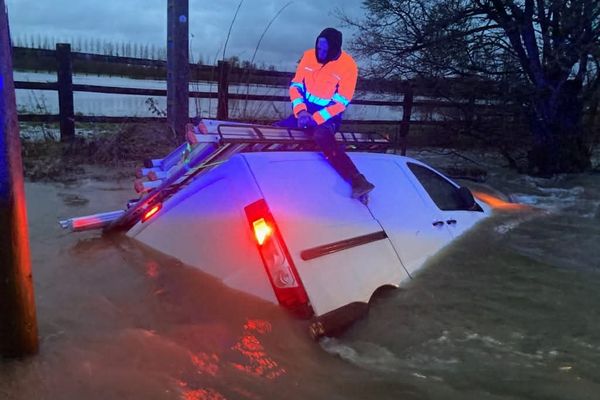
[0,0,39,357]
[167,0,189,141]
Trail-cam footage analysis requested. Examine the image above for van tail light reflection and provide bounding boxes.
[245,199,311,316]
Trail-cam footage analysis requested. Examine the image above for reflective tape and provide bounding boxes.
[332,93,350,106]
[306,91,331,106]
[318,108,333,121]
[292,98,304,108]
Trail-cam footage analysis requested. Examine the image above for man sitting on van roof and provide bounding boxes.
[276,27,375,199]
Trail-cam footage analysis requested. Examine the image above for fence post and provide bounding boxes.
[0,0,39,358]
[217,60,229,120]
[56,43,75,142]
[167,0,189,141]
[398,85,413,155]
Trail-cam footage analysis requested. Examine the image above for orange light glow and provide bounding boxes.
[145,260,159,278]
[252,218,272,245]
[180,388,226,400]
[230,319,286,380]
[189,352,220,377]
[472,191,527,210]
[142,204,162,222]
[244,319,272,334]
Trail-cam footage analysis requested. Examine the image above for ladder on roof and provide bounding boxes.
[59,119,392,233]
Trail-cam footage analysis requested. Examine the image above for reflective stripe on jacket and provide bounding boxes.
[289,49,358,125]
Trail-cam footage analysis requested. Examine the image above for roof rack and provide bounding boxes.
[59,119,392,233]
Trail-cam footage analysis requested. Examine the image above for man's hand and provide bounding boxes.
[297,110,316,128]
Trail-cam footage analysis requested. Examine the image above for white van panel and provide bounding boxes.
[128,157,277,304]
[242,152,409,316]
[346,156,454,277]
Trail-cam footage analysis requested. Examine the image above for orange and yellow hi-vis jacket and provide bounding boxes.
[289,49,358,125]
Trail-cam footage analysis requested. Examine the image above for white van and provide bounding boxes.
[127,151,489,337]
[61,121,490,338]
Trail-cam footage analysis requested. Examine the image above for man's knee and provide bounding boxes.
[313,124,335,141]
[274,115,297,128]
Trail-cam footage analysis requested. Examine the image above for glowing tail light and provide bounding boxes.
[253,218,272,245]
[245,199,310,316]
[142,203,162,223]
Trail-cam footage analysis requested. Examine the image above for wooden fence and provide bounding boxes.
[14,44,499,152]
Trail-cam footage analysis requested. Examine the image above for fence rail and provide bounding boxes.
[14,44,491,153]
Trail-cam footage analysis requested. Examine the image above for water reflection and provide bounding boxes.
[230,320,286,380]
[472,191,530,211]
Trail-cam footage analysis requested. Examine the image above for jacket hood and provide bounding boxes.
[315,28,342,64]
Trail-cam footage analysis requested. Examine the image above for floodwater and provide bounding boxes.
[1,150,600,400]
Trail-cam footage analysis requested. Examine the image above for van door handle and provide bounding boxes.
[432,220,445,227]
[446,219,457,225]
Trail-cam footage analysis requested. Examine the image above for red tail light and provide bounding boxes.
[245,199,311,316]
[252,218,272,245]
[142,203,162,223]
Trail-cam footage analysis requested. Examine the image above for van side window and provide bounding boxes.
[407,163,467,211]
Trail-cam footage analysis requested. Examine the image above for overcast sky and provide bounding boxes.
[5,0,366,71]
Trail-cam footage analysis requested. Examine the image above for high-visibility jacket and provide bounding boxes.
[289,49,358,125]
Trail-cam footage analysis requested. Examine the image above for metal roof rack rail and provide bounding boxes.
[59,119,392,233]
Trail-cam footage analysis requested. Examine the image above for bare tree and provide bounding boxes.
[344,0,600,174]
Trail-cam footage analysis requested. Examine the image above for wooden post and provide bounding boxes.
[398,85,413,155]
[217,60,229,120]
[0,0,39,358]
[167,0,173,126]
[167,0,189,141]
[56,43,75,142]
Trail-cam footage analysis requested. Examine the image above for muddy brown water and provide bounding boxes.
[2,151,600,400]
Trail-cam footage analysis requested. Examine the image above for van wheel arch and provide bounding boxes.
[369,285,398,306]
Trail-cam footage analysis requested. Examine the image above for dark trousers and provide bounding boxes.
[274,114,359,182]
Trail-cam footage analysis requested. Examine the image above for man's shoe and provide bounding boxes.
[351,174,375,198]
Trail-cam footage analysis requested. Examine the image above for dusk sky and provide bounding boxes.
[5,0,366,71]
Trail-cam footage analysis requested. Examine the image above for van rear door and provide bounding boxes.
[242,152,409,317]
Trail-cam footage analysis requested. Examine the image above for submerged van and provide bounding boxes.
[61,120,490,338]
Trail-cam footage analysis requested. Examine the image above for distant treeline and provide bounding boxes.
[13,33,169,61]
[12,34,278,78]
